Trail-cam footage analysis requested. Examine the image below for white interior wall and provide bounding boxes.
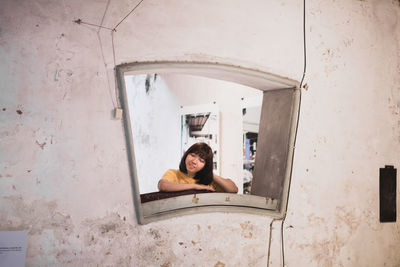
[0,0,399,266]
[243,100,263,133]
[125,74,181,194]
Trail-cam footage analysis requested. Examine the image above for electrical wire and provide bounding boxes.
[280,90,303,266]
[267,218,279,267]
[111,30,120,107]
[279,1,306,265]
[281,218,286,266]
[74,0,146,109]
[74,19,114,31]
[111,30,116,68]
[97,32,116,109]
[113,0,145,30]
[111,0,145,107]
[299,0,307,89]
[96,0,117,109]
[97,0,111,33]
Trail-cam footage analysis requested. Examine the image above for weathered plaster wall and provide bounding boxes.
[0,0,399,266]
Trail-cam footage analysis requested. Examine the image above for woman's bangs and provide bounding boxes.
[192,149,206,160]
[188,143,212,161]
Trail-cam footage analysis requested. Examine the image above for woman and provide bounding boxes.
[158,142,238,193]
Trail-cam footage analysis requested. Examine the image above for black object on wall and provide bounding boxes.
[379,165,397,222]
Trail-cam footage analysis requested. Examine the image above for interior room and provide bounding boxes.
[124,72,263,194]
[0,0,399,266]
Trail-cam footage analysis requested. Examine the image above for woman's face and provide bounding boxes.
[185,153,205,177]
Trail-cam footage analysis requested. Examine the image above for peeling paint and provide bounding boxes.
[35,140,46,149]
[149,228,161,239]
[81,213,135,247]
[240,221,254,239]
[0,196,73,241]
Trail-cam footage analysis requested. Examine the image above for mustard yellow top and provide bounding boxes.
[162,169,223,192]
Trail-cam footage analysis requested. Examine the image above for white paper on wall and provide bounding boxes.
[0,231,28,267]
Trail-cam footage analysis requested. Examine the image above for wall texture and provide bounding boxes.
[125,74,181,194]
[0,0,399,266]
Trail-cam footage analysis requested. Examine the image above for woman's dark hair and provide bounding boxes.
[179,142,214,185]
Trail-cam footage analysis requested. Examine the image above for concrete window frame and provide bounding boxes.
[116,61,301,224]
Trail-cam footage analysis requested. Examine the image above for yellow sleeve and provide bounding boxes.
[161,169,179,183]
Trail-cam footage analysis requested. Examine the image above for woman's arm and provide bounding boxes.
[213,174,238,193]
[158,179,215,192]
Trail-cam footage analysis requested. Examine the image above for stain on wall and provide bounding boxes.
[296,207,361,267]
[0,196,73,237]
[0,0,399,266]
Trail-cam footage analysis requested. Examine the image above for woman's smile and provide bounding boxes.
[185,153,205,177]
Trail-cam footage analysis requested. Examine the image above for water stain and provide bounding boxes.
[0,196,73,242]
[81,213,135,247]
[300,207,361,266]
[214,261,225,267]
[100,223,118,234]
[343,38,354,47]
[240,221,253,239]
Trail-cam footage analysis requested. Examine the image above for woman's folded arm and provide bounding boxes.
[212,174,238,193]
[158,179,215,192]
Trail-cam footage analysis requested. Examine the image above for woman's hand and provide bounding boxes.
[158,179,215,192]
[212,174,239,193]
[193,184,215,191]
